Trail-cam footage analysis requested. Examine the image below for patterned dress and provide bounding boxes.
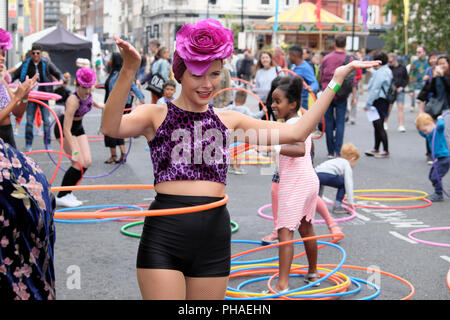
[0,140,55,300]
[276,118,319,231]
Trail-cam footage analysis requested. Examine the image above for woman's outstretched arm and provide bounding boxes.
[220,59,381,146]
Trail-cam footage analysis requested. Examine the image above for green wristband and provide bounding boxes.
[328,79,341,93]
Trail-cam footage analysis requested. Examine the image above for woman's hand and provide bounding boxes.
[334,60,381,84]
[14,74,39,101]
[114,36,141,72]
[433,66,443,78]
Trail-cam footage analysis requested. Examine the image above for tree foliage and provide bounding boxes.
[382,0,450,54]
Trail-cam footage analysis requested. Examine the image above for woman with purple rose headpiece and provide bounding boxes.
[102,19,381,300]
[53,67,105,208]
[0,28,38,148]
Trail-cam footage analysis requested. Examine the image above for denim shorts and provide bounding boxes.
[396,91,405,104]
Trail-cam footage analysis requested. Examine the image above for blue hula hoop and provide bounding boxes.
[226,240,346,300]
[228,240,381,300]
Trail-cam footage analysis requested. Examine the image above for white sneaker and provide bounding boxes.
[383,122,388,130]
[67,192,82,203]
[228,166,236,174]
[55,193,82,208]
[397,125,406,132]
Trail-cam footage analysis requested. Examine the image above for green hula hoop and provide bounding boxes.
[121,219,239,238]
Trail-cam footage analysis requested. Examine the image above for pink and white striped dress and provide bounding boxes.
[276,118,319,231]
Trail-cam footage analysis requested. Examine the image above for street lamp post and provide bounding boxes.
[241,0,244,32]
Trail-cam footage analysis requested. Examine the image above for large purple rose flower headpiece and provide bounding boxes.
[75,67,96,87]
[0,28,13,51]
[175,19,234,79]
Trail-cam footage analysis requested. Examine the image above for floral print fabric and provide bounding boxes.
[0,139,55,300]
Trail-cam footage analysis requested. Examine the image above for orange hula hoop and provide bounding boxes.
[230,233,415,300]
[50,185,229,219]
[212,87,269,121]
[277,68,324,140]
[447,269,450,291]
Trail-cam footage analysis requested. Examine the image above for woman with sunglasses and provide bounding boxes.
[54,67,105,208]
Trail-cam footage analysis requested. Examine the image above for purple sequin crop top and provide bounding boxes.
[148,101,230,185]
[73,92,93,117]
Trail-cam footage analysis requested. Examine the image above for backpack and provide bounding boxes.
[382,80,398,105]
[335,55,355,98]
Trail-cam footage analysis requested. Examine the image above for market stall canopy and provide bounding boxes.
[33,26,92,80]
[266,2,347,25]
[34,26,92,50]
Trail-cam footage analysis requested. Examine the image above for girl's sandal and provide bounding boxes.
[115,155,127,164]
[328,222,343,235]
[104,156,117,164]
[304,273,321,287]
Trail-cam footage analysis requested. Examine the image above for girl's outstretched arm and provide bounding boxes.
[220,60,381,146]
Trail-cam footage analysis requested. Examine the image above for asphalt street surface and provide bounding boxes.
[15,86,450,300]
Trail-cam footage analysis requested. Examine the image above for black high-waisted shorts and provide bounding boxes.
[54,115,85,139]
[136,193,231,277]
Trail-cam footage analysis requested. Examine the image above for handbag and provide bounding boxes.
[145,73,165,97]
[425,97,446,117]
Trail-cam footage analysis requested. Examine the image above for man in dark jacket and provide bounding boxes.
[237,50,254,85]
[12,43,63,152]
[387,53,409,132]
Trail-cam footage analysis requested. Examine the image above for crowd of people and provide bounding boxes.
[0,18,449,301]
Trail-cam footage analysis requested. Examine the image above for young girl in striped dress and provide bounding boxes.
[261,76,321,291]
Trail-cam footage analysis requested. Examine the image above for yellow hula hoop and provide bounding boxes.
[227,264,351,297]
[352,189,429,201]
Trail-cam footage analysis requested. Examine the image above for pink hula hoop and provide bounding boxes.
[29,91,62,101]
[27,98,64,185]
[257,201,356,224]
[9,81,63,87]
[407,227,450,248]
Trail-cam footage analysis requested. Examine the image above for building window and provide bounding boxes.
[383,10,392,25]
[343,4,353,22]
[367,5,379,25]
[285,0,289,6]
[261,0,270,5]
[153,24,159,38]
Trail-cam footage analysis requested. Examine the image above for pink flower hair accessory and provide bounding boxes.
[0,28,12,51]
[175,19,234,77]
[75,67,96,87]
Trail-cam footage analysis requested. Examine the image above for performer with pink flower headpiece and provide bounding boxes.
[102,19,381,300]
[54,67,105,208]
[0,28,38,149]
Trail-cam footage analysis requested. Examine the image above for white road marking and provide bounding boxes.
[389,231,418,244]
[440,256,450,263]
